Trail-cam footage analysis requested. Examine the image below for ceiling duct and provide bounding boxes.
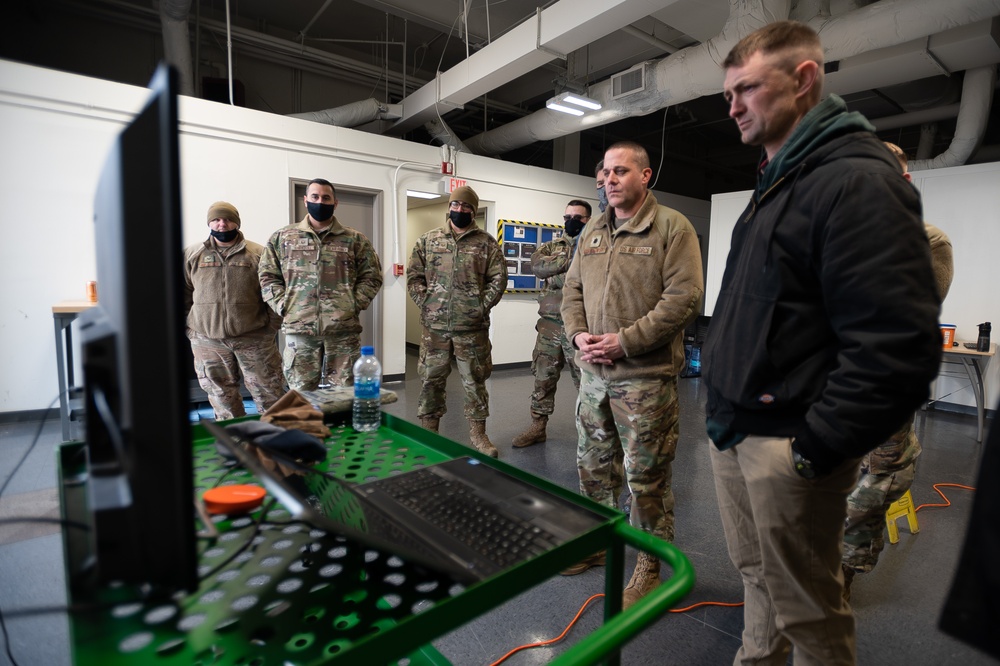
[288,99,402,128]
[463,0,1000,159]
[424,117,472,153]
[910,65,997,171]
[158,0,194,96]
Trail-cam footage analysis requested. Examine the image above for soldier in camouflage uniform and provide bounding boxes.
[406,186,507,458]
[561,142,703,609]
[511,200,589,448]
[259,179,383,391]
[184,201,286,420]
[841,142,954,600]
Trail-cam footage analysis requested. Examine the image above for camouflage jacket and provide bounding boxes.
[406,221,507,332]
[183,232,278,339]
[531,235,577,322]
[259,216,383,337]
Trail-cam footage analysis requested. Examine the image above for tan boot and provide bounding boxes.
[468,419,499,458]
[512,413,548,448]
[842,564,856,603]
[622,552,661,609]
[419,416,439,433]
[559,550,606,576]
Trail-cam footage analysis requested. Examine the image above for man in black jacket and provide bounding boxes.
[703,21,941,665]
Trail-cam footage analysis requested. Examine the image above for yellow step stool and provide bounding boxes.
[885,489,919,544]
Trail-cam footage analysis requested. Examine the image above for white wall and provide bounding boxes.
[0,59,711,414]
[706,161,1000,412]
[404,203,447,347]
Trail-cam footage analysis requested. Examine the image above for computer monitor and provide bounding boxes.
[76,63,198,591]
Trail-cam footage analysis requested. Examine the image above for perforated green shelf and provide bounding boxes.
[60,413,693,666]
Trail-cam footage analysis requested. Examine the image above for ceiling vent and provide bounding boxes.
[611,63,648,99]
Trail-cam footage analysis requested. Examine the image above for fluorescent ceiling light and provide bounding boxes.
[546,101,584,116]
[406,190,439,199]
[563,94,602,110]
[546,91,602,116]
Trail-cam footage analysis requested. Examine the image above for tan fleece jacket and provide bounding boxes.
[184,233,277,339]
[925,222,953,301]
[561,191,704,380]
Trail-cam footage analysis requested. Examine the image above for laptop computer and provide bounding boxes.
[201,419,607,584]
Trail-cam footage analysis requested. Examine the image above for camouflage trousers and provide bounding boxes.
[843,415,921,572]
[189,330,286,421]
[283,332,360,392]
[528,317,581,416]
[417,327,492,420]
[576,370,679,541]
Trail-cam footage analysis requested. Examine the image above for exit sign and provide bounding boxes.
[450,178,467,191]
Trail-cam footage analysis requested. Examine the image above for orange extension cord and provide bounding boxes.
[914,482,976,512]
[489,482,976,666]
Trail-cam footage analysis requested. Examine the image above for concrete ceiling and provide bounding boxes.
[4,0,1000,200]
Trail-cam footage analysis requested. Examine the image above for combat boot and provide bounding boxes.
[419,416,439,433]
[842,564,856,603]
[512,413,548,448]
[622,552,661,609]
[468,419,498,458]
[559,550,606,576]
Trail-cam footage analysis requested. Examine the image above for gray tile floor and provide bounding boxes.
[0,354,994,665]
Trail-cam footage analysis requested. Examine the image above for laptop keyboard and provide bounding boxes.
[372,468,561,568]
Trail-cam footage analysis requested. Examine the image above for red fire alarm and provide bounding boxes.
[392,263,405,276]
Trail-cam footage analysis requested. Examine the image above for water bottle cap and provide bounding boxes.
[361,346,374,355]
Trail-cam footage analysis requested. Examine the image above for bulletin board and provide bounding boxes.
[498,219,566,293]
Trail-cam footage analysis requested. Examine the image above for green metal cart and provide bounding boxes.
[59,413,694,665]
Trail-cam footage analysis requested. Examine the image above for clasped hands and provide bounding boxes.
[574,332,624,366]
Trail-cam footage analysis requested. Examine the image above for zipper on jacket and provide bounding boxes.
[714,174,788,336]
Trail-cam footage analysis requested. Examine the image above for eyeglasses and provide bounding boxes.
[563,214,589,223]
[450,201,475,213]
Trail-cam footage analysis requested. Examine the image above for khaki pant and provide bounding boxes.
[710,435,860,665]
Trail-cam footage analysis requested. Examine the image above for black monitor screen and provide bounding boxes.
[77,63,198,591]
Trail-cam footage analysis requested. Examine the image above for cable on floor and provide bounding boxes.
[669,600,744,612]
[487,593,747,665]
[488,593,605,666]
[914,482,976,512]
[489,479,977,664]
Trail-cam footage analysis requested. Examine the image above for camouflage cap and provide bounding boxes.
[449,186,479,211]
[207,201,241,227]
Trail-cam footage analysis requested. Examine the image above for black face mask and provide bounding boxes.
[563,216,586,238]
[449,210,474,229]
[307,201,335,223]
[210,228,239,243]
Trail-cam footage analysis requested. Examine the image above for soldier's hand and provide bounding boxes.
[579,333,623,365]
[574,332,597,350]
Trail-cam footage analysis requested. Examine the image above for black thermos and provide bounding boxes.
[977,322,991,352]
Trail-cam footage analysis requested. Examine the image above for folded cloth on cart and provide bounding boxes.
[260,389,331,439]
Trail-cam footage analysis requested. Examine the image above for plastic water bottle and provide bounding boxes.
[352,346,381,432]
[689,345,702,376]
